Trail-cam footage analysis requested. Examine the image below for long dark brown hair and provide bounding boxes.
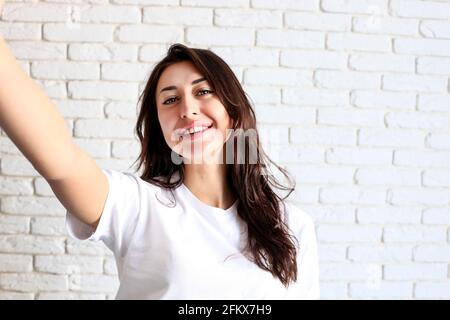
[132,43,298,287]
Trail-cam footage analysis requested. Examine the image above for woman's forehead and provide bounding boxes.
[157,66,208,96]
[159,61,202,83]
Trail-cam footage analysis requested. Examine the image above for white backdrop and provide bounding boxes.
[0,0,450,299]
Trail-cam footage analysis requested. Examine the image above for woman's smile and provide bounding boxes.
[179,124,213,142]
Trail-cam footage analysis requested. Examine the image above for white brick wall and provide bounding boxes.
[0,0,449,300]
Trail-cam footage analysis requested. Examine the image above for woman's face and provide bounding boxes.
[156,61,233,164]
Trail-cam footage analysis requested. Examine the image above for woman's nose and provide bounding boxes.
[179,95,200,118]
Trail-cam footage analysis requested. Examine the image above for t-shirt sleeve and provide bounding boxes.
[284,204,321,300]
[295,215,320,299]
[65,168,141,258]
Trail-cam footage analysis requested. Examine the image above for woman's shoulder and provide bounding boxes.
[101,168,184,214]
[103,168,175,190]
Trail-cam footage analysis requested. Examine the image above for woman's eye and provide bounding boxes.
[162,90,213,105]
[198,89,213,96]
[163,97,177,105]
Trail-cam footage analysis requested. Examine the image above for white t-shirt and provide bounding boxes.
[65,169,320,300]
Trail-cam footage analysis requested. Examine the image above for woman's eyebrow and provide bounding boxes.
[159,77,207,95]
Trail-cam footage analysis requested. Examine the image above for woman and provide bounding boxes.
[0,8,319,299]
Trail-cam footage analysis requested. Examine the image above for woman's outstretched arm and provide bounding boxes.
[0,33,108,228]
[0,36,77,180]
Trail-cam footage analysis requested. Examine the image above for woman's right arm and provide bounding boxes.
[0,35,108,228]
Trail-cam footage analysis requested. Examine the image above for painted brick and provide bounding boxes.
[355,168,421,186]
[349,281,412,299]
[359,129,425,148]
[383,74,447,93]
[302,205,355,224]
[74,119,136,139]
[73,5,141,23]
[0,176,34,196]
[353,16,419,36]
[422,208,450,225]
[281,50,347,69]
[285,12,351,32]
[0,254,33,272]
[35,255,103,275]
[417,57,450,75]
[182,0,249,8]
[290,165,354,184]
[351,90,415,110]
[322,0,388,14]
[212,47,278,66]
[318,108,385,127]
[255,105,315,125]
[394,38,450,56]
[384,263,447,280]
[101,63,151,82]
[320,186,386,205]
[1,3,71,22]
[186,26,254,46]
[0,235,65,254]
[357,207,421,224]
[215,9,281,28]
[43,23,114,42]
[68,81,138,101]
[144,7,213,26]
[104,101,139,119]
[1,196,65,216]
[283,88,348,107]
[251,0,318,10]
[391,0,450,19]
[317,225,382,243]
[415,283,450,299]
[0,22,41,40]
[327,33,391,52]
[387,187,450,206]
[0,215,30,234]
[348,244,412,262]
[326,147,393,166]
[7,41,66,60]
[349,53,414,72]
[413,245,450,262]
[423,170,450,188]
[118,25,183,43]
[418,94,450,112]
[315,70,380,90]
[394,150,450,168]
[30,217,66,236]
[320,263,381,281]
[69,274,119,293]
[420,20,450,40]
[69,43,138,62]
[383,226,447,243]
[291,127,357,146]
[257,29,324,49]
[31,62,100,80]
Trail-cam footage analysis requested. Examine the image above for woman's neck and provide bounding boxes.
[183,163,235,210]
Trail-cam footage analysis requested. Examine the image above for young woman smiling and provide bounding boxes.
[0,5,319,299]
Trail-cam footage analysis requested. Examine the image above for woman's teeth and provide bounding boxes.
[187,126,206,134]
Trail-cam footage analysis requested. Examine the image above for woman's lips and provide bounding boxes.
[180,125,213,142]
